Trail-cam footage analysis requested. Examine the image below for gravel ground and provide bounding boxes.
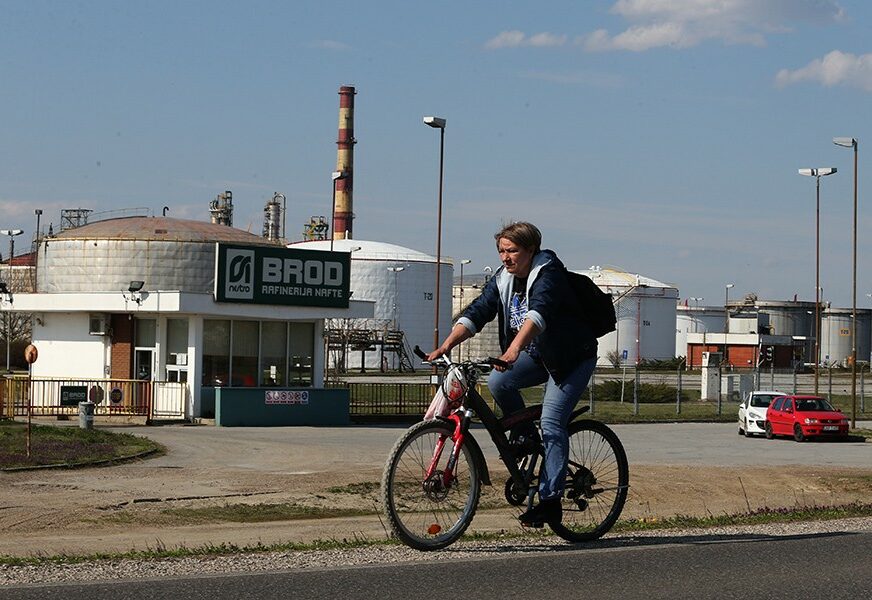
[3,517,871,587]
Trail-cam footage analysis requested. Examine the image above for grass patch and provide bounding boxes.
[616,501,872,532]
[0,420,163,469]
[326,482,380,495]
[158,502,371,524]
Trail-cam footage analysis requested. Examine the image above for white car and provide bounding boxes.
[738,390,787,437]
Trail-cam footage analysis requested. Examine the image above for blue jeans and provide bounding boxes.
[487,352,597,501]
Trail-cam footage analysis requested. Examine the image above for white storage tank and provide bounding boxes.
[820,307,872,367]
[291,238,452,371]
[589,267,679,366]
[675,304,726,358]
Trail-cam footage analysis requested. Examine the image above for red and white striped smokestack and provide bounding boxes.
[333,85,356,240]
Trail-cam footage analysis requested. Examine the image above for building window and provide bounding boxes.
[203,319,230,386]
[232,321,259,387]
[261,321,287,386]
[289,322,314,386]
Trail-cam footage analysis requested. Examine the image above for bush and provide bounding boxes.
[591,379,689,404]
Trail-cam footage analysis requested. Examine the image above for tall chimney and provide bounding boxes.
[333,85,356,240]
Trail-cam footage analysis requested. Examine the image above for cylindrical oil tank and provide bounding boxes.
[738,300,816,365]
[37,216,279,293]
[291,238,452,371]
[676,305,726,358]
[820,307,872,367]
[595,268,679,366]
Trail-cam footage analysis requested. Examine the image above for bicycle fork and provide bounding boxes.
[423,410,472,491]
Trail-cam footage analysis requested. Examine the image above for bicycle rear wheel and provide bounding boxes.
[381,420,481,550]
[549,419,629,543]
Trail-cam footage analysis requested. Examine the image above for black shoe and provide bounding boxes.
[519,497,562,528]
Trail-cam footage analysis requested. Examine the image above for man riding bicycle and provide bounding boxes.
[428,222,598,527]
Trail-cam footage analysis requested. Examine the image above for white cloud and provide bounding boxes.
[775,50,872,93]
[584,0,845,51]
[485,30,567,49]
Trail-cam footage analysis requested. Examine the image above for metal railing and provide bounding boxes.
[1,376,186,420]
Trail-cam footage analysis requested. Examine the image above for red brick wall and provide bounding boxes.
[110,314,134,379]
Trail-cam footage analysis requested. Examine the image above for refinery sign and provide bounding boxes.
[215,244,350,308]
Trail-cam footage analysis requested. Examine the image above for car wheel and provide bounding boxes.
[793,424,806,442]
[738,421,744,436]
[743,419,752,437]
[765,421,774,440]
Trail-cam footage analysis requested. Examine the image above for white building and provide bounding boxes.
[5,216,373,420]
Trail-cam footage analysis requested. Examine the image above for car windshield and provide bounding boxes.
[795,398,835,412]
[751,394,780,408]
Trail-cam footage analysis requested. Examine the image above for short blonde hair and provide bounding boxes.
[494,222,541,254]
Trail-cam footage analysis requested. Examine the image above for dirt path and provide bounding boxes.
[3,459,871,557]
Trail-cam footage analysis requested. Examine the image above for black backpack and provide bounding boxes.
[565,269,617,338]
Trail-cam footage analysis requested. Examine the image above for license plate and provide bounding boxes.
[823,425,839,431]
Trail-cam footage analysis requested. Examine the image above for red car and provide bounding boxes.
[765,395,850,442]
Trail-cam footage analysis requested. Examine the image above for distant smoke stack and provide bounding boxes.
[333,85,356,241]
[210,190,233,226]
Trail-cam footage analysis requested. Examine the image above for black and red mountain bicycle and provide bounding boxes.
[381,347,629,550]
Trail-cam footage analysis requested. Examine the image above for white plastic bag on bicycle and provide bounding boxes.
[424,388,450,420]
[424,365,468,420]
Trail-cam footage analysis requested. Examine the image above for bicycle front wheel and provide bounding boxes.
[381,420,481,550]
[550,419,629,543]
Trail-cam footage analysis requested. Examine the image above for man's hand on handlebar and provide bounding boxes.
[495,346,520,372]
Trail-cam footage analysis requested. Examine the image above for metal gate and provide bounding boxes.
[152,382,187,420]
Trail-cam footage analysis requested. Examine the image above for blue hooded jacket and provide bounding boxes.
[457,249,597,383]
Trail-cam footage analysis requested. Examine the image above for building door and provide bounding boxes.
[135,349,154,381]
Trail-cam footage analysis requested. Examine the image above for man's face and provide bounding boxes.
[497,237,534,278]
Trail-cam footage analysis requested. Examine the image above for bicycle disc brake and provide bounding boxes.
[423,471,452,501]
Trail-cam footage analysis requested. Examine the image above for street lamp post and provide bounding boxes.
[833,136,859,428]
[458,259,471,361]
[0,229,23,372]
[424,116,446,353]
[330,170,347,252]
[724,284,734,334]
[799,167,838,394]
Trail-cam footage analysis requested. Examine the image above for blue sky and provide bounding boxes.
[1,0,870,308]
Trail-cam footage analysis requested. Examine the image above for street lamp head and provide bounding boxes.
[460,259,472,265]
[726,283,734,289]
[833,137,857,148]
[0,229,23,237]
[799,167,838,177]
[423,116,446,129]
[332,170,347,181]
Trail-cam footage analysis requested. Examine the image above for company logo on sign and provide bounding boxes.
[225,249,255,300]
[215,244,351,308]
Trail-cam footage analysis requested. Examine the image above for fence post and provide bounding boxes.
[676,359,684,415]
[633,367,639,416]
[717,365,722,416]
[792,369,797,394]
[828,365,832,402]
[588,368,595,415]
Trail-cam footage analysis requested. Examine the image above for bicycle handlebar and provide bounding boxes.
[413,345,511,370]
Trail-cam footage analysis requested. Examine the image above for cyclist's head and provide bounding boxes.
[494,222,541,254]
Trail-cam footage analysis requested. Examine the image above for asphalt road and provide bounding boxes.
[105,419,872,474]
[3,529,870,599]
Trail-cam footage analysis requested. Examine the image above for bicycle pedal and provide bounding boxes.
[519,519,545,529]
